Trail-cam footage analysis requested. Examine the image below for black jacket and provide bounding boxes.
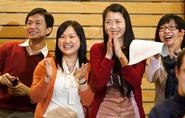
[149,93,185,118]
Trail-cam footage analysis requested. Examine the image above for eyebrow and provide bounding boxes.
[161,23,177,26]
[27,19,43,22]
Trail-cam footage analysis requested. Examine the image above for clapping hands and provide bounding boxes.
[44,59,53,83]
[105,32,114,59]
[74,63,88,81]
[105,32,124,58]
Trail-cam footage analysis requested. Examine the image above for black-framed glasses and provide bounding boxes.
[159,25,178,32]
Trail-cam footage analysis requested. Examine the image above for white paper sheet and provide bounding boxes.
[128,39,168,65]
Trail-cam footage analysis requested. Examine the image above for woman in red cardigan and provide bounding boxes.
[89,4,146,118]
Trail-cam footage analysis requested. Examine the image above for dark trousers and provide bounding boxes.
[0,109,34,118]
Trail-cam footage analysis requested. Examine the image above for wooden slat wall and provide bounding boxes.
[0,0,184,117]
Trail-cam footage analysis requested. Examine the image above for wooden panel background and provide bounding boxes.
[0,0,184,117]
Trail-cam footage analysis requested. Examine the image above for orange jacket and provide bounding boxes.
[29,57,94,118]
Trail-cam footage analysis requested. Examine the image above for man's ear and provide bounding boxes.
[46,27,53,36]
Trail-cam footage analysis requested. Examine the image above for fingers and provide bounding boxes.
[107,31,122,58]
[74,63,89,80]
[177,29,184,48]
[106,32,113,59]
[0,76,11,87]
[173,29,185,53]
[154,54,160,59]
[8,87,20,96]
[2,73,16,81]
[80,63,88,75]
[45,59,52,70]
[81,63,88,71]
[179,29,185,40]
[8,84,20,95]
[8,88,23,96]
[8,82,30,96]
[44,59,53,80]
[0,73,16,87]
[108,32,113,47]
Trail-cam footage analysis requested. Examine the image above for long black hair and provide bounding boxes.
[103,4,134,96]
[55,20,88,69]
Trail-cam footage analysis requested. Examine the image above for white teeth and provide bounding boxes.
[64,45,73,49]
[111,31,118,34]
[164,35,173,40]
[29,31,37,35]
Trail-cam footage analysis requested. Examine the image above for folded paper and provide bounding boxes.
[128,39,168,65]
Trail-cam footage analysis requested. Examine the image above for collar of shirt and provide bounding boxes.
[62,57,79,75]
[19,39,48,58]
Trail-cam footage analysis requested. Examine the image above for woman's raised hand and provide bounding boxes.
[105,32,113,59]
[112,34,123,58]
[74,63,88,81]
[170,29,184,58]
[44,59,53,83]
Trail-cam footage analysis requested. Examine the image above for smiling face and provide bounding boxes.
[104,12,126,41]
[58,26,80,57]
[26,13,51,40]
[159,20,180,47]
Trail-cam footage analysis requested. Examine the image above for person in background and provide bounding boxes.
[146,14,184,105]
[149,48,185,118]
[180,20,185,49]
[29,20,94,118]
[0,8,54,118]
[89,3,146,118]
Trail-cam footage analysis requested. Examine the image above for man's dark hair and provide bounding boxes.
[25,8,54,28]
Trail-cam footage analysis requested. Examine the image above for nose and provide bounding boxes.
[64,37,71,42]
[28,23,36,29]
[111,22,117,29]
[163,27,171,33]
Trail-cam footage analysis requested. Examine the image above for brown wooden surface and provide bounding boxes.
[0,26,156,39]
[0,0,184,116]
[0,1,184,14]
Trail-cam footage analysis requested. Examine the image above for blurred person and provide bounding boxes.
[149,48,185,118]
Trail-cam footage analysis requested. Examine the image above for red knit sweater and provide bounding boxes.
[89,43,146,118]
[0,42,50,112]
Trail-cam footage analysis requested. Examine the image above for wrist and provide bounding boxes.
[118,53,128,66]
[26,87,31,95]
[79,78,87,85]
[105,53,112,60]
[45,76,51,83]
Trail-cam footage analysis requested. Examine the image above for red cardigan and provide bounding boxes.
[89,43,146,118]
